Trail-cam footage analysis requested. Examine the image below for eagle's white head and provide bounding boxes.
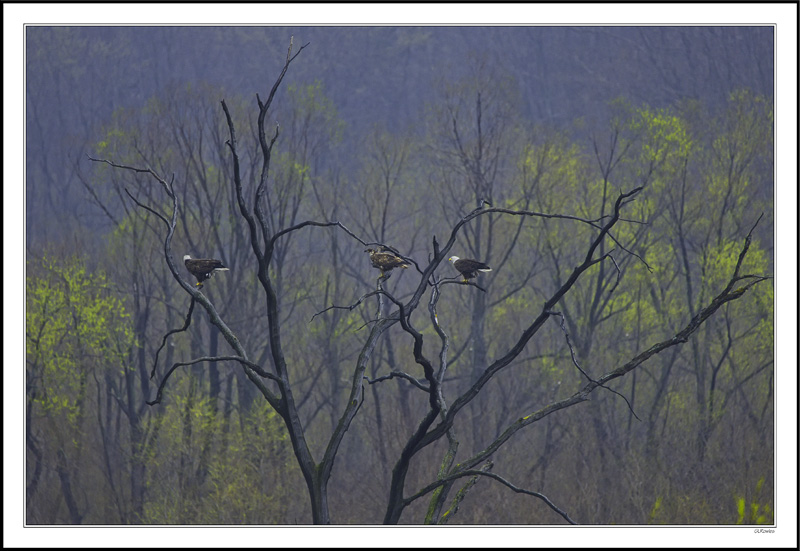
[448,256,460,264]
[183,254,192,261]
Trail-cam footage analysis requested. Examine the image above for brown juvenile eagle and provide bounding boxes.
[448,256,492,282]
[366,248,409,277]
[184,255,229,288]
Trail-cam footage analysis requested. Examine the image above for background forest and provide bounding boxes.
[22,24,778,528]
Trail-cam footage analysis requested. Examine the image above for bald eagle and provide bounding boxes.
[184,255,229,288]
[366,248,409,277]
[448,256,491,282]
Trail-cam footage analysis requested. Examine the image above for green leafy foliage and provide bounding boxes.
[27,78,773,524]
[27,255,135,426]
[141,380,301,524]
[735,477,774,525]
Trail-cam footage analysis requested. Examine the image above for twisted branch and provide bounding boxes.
[406,466,577,525]
[364,372,430,392]
[147,355,277,406]
[151,296,197,379]
[548,309,640,421]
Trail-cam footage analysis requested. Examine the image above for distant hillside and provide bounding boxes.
[25,26,773,242]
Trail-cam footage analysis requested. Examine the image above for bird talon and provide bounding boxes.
[184,254,229,290]
[366,248,409,279]
[449,256,492,285]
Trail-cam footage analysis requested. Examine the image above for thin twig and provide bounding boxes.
[548,310,641,421]
[405,468,577,525]
[147,355,277,405]
[364,372,430,392]
[151,296,197,379]
[438,461,494,524]
[310,290,382,323]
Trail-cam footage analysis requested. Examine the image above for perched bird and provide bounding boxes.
[183,255,230,288]
[448,256,492,282]
[366,248,409,277]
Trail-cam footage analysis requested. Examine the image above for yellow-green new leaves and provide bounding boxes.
[285,81,345,147]
[736,477,773,525]
[519,138,588,214]
[631,106,693,172]
[712,90,773,173]
[26,255,136,424]
[141,393,299,524]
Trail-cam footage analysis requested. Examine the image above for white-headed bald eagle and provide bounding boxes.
[184,255,229,288]
[366,248,409,277]
[448,256,491,282]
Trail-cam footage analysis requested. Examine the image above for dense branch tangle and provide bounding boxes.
[378,198,768,524]
[92,39,379,525]
[378,187,645,523]
[89,39,770,525]
[302,186,650,522]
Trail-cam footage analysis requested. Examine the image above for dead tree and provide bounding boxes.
[91,40,769,524]
[376,200,768,523]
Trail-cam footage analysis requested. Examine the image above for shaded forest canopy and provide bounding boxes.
[26,26,773,241]
[25,26,774,525]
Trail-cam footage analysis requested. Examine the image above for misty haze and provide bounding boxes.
[25,25,774,526]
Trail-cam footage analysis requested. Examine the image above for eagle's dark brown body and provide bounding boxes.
[366,248,409,276]
[184,255,229,287]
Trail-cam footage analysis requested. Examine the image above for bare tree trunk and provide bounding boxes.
[56,449,83,524]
